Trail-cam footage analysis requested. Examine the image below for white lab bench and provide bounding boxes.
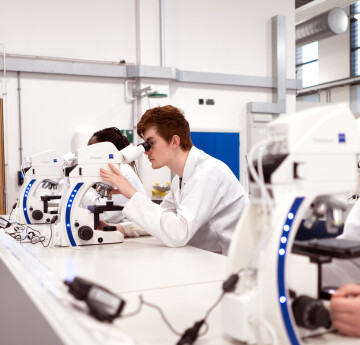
[1,230,359,345]
[0,230,231,345]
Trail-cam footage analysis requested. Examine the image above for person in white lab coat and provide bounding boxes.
[86,127,148,236]
[100,105,250,255]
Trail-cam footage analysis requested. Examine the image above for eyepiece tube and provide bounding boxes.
[120,142,151,164]
[138,141,151,152]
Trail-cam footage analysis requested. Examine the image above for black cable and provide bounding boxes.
[47,222,53,247]
[6,229,26,242]
[348,195,359,202]
[8,202,17,221]
[175,268,245,345]
[64,269,244,343]
[120,296,144,319]
[5,217,56,248]
[203,291,225,321]
[119,295,182,335]
[6,223,26,240]
[23,225,46,246]
[27,217,55,247]
[140,296,182,336]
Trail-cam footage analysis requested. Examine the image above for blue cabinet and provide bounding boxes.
[190,132,240,179]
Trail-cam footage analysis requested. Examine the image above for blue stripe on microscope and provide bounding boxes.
[65,182,83,247]
[277,197,304,345]
[23,179,36,224]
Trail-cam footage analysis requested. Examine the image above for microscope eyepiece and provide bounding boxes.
[138,141,151,152]
[120,142,151,163]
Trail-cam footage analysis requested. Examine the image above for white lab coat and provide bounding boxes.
[83,163,147,224]
[123,146,250,255]
[323,200,360,286]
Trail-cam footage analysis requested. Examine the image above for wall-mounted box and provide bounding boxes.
[191,131,240,179]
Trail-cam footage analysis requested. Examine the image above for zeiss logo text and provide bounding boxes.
[338,133,346,143]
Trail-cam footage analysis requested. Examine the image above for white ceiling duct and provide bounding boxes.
[296,7,348,47]
[296,0,356,24]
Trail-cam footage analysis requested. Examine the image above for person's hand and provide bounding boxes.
[100,163,137,199]
[330,284,360,337]
[97,219,126,237]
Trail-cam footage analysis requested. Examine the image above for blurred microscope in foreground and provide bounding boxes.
[222,105,360,345]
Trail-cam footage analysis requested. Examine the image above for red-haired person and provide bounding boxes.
[100,105,249,255]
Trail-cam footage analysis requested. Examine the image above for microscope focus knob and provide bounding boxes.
[78,226,93,241]
[32,210,43,221]
[292,295,331,330]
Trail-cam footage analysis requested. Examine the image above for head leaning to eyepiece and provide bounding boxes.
[137,105,193,152]
[136,105,193,173]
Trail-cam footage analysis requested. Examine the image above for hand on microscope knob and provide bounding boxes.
[330,284,360,337]
[97,219,126,237]
[100,163,137,200]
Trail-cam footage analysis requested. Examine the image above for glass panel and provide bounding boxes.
[351,1,360,76]
[352,49,360,76]
[302,61,318,88]
[301,42,318,63]
[351,1,360,15]
[296,42,319,88]
[351,17,360,49]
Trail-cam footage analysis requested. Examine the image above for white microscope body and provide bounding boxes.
[53,141,150,247]
[222,105,360,344]
[16,151,64,225]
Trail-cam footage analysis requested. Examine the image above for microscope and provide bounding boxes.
[53,141,150,247]
[222,105,360,344]
[15,151,65,226]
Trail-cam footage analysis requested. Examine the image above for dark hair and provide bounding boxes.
[137,105,193,151]
[88,127,130,151]
[88,127,137,173]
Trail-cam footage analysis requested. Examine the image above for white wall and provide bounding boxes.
[19,73,132,158]
[299,6,351,111]
[0,0,137,62]
[164,0,295,77]
[0,0,296,210]
[318,7,350,84]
